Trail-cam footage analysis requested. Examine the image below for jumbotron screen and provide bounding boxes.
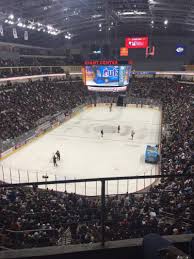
[84,65,131,92]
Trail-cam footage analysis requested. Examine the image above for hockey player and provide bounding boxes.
[131,130,135,140]
[56,150,60,161]
[101,129,104,137]
[109,103,112,112]
[118,125,120,133]
[53,155,57,167]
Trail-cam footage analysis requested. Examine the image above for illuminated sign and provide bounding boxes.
[93,50,101,54]
[176,45,185,55]
[84,60,118,65]
[125,37,148,49]
[120,47,128,57]
[84,60,133,65]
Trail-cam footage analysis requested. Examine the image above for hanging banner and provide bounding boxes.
[0,25,4,36]
[13,28,18,39]
[24,30,28,40]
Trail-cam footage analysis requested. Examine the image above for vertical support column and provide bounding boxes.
[18,169,21,184]
[55,175,57,191]
[9,168,12,184]
[144,172,146,189]
[27,171,30,183]
[96,181,98,196]
[127,179,129,193]
[101,180,105,247]
[74,178,76,194]
[64,176,67,192]
[136,177,138,192]
[2,166,5,182]
[117,180,119,194]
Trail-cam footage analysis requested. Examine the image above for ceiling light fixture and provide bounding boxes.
[118,11,146,16]
[8,14,14,20]
[4,13,61,36]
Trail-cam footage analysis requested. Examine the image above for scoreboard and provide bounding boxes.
[82,60,132,92]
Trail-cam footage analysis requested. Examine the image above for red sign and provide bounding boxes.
[125,37,148,49]
[120,47,128,57]
[84,60,118,65]
[84,60,133,65]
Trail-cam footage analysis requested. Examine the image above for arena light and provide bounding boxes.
[164,19,168,25]
[8,14,14,20]
[65,32,72,39]
[17,22,23,27]
[6,20,14,25]
[118,11,146,16]
[4,13,61,36]
[92,14,102,18]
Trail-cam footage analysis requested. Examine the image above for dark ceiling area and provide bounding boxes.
[0,0,193,47]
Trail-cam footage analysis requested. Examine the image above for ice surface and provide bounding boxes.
[1,105,161,195]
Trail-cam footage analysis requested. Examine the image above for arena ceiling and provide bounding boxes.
[0,0,193,45]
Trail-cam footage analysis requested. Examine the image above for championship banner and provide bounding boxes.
[13,28,18,39]
[24,30,28,41]
[0,25,4,36]
[125,37,148,49]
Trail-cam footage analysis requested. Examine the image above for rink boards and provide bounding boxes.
[0,104,161,195]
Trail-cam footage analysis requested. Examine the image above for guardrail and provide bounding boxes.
[0,172,193,248]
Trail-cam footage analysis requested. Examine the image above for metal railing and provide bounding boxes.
[0,164,158,195]
[0,172,193,248]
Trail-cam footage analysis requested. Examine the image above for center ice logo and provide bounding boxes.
[102,67,118,77]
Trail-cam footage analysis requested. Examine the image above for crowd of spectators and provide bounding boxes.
[0,56,81,69]
[0,58,16,67]
[0,55,82,78]
[0,77,194,249]
[0,78,88,141]
[0,57,67,67]
[0,66,65,79]
[20,57,70,67]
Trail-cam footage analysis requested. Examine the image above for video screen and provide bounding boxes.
[85,65,131,91]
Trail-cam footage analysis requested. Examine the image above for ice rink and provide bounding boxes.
[0,105,161,195]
